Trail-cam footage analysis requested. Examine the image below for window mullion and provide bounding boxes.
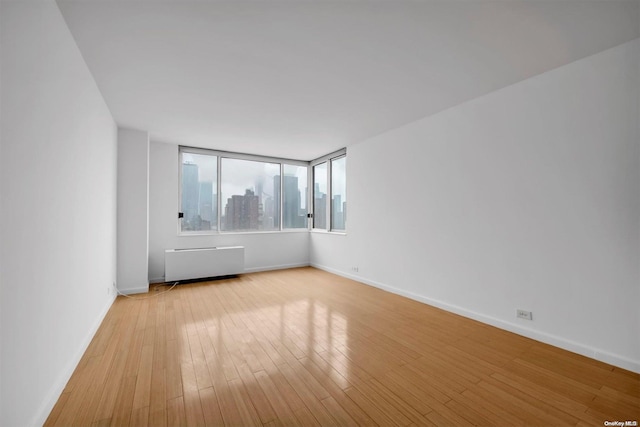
[327,159,332,231]
[178,149,184,234]
[280,164,284,230]
[308,165,313,230]
[217,156,222,232]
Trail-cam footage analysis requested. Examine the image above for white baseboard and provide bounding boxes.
[311,263,640,374]
[32,293,116,427]
[117,284,149,295]
[243,263,310,273]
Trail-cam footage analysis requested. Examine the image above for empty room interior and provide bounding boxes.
[1,0,639,426]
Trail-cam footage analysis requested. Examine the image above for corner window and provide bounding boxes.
[179,147,310,234]
[311,149,347,232]
[330,156,346,231]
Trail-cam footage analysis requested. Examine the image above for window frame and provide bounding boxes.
[178,147,219,233]
[310,148,347,233]
[179,146,310,235]
[311,162,328,230]
[330,155,347,232]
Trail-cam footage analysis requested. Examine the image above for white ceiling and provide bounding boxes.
[56,0,639,161]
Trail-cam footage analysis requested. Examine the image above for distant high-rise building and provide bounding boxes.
[255,180,264,202]
[273,176,281,228]
[224,189,259,230]
[303,187,308,211]
[274,174,306,228]
[332,194,344,230]
[198,181,214,230]
[182,162,199,229]
[258,200,265,229]
[264,197,274,229]
[314,183,327,229]
[342,200,347,227]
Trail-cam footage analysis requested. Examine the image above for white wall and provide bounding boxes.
[312,39,640,372]
[117,128,149,294]
[0,1,118,426]
[149,141,309,283]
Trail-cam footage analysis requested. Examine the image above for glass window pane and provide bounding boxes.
[282,164,308,229]
[313,163,327,229]
[331,156,346,230]
[221,158,280,231]
[181,152,217,232]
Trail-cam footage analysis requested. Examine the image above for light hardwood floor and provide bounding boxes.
[46,267,639,426]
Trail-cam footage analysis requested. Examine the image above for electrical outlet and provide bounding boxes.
[351,266,359,273]
[517,309,533,320]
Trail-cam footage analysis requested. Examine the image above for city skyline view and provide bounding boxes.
[181,151,345,232]
[181,154,314,232]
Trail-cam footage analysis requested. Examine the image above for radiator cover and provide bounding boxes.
[164,246,245,282]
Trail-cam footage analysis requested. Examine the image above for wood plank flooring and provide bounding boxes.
[45,267,639,426]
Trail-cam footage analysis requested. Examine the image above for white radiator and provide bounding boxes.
[164,246,245,282]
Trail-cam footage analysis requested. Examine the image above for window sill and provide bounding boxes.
[310,229,347,236]
[179,229,311,237]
